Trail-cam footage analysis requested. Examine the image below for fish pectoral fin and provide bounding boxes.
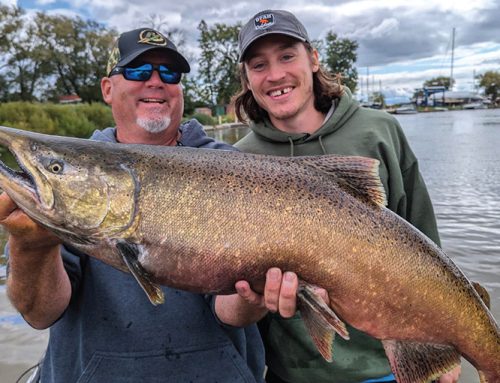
[382,339,461,383]
[115,241,165,306]
[297,281,349,362]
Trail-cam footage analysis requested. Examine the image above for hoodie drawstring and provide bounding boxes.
[287,136,295,157]
[287,135,328,156]
[318,135,328,155]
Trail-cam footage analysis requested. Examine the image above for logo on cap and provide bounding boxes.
[254,14,274,30]
[138,29,168,46]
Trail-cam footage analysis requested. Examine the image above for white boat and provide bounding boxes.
[394,104,418,114]
[463,102,487,110]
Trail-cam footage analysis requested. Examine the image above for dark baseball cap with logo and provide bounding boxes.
[106,28,190,76]
[238,9,310,62]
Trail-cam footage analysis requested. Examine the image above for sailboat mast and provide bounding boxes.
[450,27,455,91]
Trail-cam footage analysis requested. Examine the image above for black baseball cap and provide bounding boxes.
[238,10,310,62]
[106,28,190,76]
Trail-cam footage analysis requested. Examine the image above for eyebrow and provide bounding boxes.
[246,41,300,62]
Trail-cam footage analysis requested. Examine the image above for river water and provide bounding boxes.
[1,109,499,382]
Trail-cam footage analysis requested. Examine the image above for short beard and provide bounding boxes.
[136,116,171,133]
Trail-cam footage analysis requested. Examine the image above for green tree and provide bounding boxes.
[34,12,116,102]
[321,31,358,93]
[478,71,500,102]
[423,76,454,90]
[0,5,23,51]
[182,77,212,116]
[0,5,51,101]
[197,20,240,106]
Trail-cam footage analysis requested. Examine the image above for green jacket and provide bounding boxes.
[235,88,440,383]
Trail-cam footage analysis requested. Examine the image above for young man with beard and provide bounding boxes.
[233,9,461,383]
[0,27,295,383]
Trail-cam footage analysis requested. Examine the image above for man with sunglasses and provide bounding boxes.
[1,28,274,382]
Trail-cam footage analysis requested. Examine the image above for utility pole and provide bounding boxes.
[450,27,455,91]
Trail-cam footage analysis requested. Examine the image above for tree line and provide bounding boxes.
[0,5,358,114]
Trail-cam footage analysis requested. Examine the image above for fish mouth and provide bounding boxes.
[0,144,37,200]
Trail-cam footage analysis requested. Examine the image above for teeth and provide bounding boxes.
[269,88,292,97]
[142,98,165,103]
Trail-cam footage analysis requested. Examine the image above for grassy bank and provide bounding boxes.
[0,102,115,138]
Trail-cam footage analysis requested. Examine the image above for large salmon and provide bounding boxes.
[0,126,498,383]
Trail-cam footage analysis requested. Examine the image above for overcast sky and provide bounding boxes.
[5,0,500,98]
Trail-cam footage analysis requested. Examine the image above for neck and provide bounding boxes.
[269,108,326,135]
[116,126,180,146]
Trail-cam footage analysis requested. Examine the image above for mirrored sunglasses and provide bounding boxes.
[110,63,182,84]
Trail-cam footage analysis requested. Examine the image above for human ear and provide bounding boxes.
[101,77,113,105]
[311,49,320,73]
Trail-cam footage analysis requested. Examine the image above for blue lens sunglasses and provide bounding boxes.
[109,63,182,84]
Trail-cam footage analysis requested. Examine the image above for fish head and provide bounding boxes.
[0,126,138,240]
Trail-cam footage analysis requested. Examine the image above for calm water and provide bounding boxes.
[1,109,499,382]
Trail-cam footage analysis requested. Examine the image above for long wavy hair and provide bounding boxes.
[233,42,343,123]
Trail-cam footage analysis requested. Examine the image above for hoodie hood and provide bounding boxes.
[248,86,359,145]
[90,127,118,142]
[90,120,234,150]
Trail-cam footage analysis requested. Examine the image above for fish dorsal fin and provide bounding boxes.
[293,155,387,206]
[116,241,165,305]
[382,340,461,383]
[297,281,349,362]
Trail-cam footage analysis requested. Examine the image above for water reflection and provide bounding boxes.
[206,124,250,144]
[394,110,500,318]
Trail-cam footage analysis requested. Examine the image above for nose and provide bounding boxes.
[146,68,164,86]
[266,62,286,82]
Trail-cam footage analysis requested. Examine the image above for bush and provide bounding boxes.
[187,112,216,126]
[0,102,113,138]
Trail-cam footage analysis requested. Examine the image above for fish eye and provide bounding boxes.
[48,161,64,174]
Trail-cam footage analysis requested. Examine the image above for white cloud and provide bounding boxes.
[35,0,57,5]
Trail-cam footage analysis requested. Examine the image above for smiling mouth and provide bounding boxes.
[140,98,166,104]
[268,87,293,98]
